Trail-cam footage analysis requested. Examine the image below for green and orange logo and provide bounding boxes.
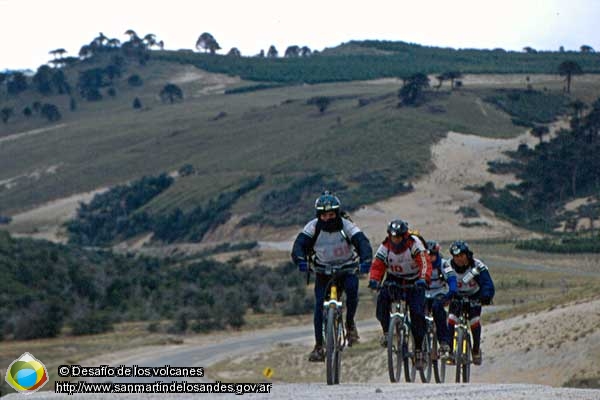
[5,352,49,394]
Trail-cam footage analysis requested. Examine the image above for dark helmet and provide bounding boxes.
[426,240,441,254]
[449,240,473,258]
[387,219,409,237]
[314,191,341,217]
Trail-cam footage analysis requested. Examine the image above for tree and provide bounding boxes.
[49,48,67,59]
[312,96,331,113]
[523,46,537,54]
[435,74,445,89]
[267,45,278,58]
[580,45,595,53]
[398,73,430,106]
[79,44,93,59]
[33,65,54,94]
[227,47,241,57]
[569,99,588,120]
[128,74,143,87]
[558,60,583,93]
[133,97,142,109]
[444,71,463,90]
[143,34,157,49]
[40,103,61,122]
[7,72,28,94]
[530,125,550,144]
[107,38,121,48]
[1,107,14,123]
[195,32,220,54]
[160,83,183,104]
[301,46,312,57]
[124,29,137,40]
[284,45,300,58]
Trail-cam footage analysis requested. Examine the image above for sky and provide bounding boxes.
[1,0,599,71]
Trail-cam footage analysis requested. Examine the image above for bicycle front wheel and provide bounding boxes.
[326,307,340,385]
[387,316,403,383]
[431,330,446,383]
[419,326,433,383]
[403,323,416,383]
[454,329,471,383]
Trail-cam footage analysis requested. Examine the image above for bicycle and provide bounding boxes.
[312,260,358,385]
[450,296,480,383]
[383,281,426,383]
[424,293,443,383]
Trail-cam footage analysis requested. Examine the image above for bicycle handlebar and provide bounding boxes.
[310,260,359,275]
[380,281,418,290]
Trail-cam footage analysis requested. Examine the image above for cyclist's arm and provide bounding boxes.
[410,236,431,285]
[442,260,458,293]
[291,232,312,265]
[350,231,372,264]
[476,268,495,300]
[369,245,387,282]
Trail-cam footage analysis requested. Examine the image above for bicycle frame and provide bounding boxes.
[314,261,357,385]
[451,296,478,383]
[384,281,417,383]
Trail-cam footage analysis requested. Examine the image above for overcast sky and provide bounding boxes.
[1,0,598,71]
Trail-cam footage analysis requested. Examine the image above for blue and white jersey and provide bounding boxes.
[427,257,452,298]
[302,218,361,267]
[453,258,488,297]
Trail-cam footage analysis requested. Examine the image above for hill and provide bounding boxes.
[1,37,599,247]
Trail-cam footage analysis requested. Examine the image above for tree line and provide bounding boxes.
[0,230,308,341]
[478,96,600,234]
[66,174,264,246]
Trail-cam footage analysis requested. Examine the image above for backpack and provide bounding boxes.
[408,228,428,249]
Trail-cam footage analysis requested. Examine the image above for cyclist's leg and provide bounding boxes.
[447,301,460,352]
[468,301,482,352]
[343,272,359,326]
[313,273,328,347]
[408,285,426,349]
[376,282,392,333]
[432,294,451,346]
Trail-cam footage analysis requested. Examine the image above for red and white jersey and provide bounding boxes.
[370,235,431,283]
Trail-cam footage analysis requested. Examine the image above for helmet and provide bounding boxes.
[387,219,409,237]
[426,240,440,254]
[449,240,472,258]
[314,191,341,216]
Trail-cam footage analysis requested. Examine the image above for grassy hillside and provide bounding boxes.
[2,40,598,237]
[1,59,528,218]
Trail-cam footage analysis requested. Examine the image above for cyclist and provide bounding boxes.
[425,240,457,358]
[291,191,372,362]
[368,219,431,369]
[446,240,495,366]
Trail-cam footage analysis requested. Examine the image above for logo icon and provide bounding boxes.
[5,352,49,394]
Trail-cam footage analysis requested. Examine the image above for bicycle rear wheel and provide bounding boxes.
[387,316,403,383]
[325,307,340,385]
[403,323,416,383]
